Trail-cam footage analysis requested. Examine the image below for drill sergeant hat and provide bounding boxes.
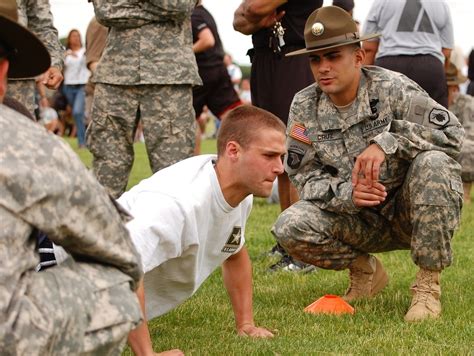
[0,0,50,78]
[446,62,467,86]
[287,6,380,57]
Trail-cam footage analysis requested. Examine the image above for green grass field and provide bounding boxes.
[67,138,474,355]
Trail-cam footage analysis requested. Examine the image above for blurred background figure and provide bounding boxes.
[62,29,89,148]
[446,63,474,203]
[332,0,360,29]
[192,1,242,154]
[224,53,243,91]
[468,49,474,96]
[85,16,107,125]
[362,0,453,108]
[239,78,252,104]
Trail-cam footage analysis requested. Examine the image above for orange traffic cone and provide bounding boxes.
[304,295,355,315]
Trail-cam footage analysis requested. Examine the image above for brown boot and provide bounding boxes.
[343,254,389,302]
[404,268,441,322]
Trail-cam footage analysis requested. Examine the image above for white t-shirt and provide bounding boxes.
[117,155,252,318]
[363,0,453,64]
[63,47,90,85]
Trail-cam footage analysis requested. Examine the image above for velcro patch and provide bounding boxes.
[429,108,450,127]
[289,123,311,145]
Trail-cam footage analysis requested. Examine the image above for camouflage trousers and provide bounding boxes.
[87,83,196,198]
[1,258,141,356]
[6,79,36,116]
[458,139,474,182]
[273,151,464,271]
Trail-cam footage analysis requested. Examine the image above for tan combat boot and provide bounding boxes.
[343,254,389,302]
[404,268,441,322]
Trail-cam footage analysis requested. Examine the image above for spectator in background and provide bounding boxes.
[362,0,453,108]
[7,0,64,115]
[85,16,107,124]
[446,63,474,203]
[233,0,322,272]
[192,1,242,154]
[224,53,243,91]
[239,78,252,104]
[332,0,360,30]
[467,49,474,96]
[63,29,90,148]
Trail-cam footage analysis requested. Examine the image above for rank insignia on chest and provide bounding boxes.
[289,123,311,145]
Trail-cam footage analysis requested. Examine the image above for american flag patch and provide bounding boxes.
[289,123,311,145]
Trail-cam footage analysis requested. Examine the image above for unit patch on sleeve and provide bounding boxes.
[286,145,306,169]
[222,227,242,253]
[428,108,450,127]
[289,123,311,145]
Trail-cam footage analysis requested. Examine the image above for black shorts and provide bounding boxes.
[249,46,315,126]
[193,64,241,119]
[376,54,448,108]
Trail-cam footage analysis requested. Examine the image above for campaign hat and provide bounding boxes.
[287,6,379,57]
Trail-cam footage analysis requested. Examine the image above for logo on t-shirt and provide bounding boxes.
[222,227,242,253]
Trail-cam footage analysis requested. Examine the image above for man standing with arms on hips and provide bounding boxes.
[272,6,464,322]
[88,0,201,198]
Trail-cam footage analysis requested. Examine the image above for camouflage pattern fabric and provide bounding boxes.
[16,0,64,70]
[87,83,196,198]
[0,104,143,354]
[93,13,201,85]
[5,79,36,115]
[450,93,474,182]
[272,66,464,271]
[7,0,65,115]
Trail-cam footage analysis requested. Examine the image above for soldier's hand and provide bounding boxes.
[352,178,387,207]
[41,66,63,90]
[352,144,386,187]
[238,323,274,338]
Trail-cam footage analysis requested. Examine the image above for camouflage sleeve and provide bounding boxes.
[372,81,465,160]
[12,133,142,287]
[24,0,64,70]
[285,106,360,214]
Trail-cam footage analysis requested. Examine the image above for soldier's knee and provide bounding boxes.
[408,151,463,206]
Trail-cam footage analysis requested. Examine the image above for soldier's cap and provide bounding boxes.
[446,62,467,86]
[286,6,380,57]
[0,0,50,79]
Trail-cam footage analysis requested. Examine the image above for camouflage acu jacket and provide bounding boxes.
[285,66,464,214]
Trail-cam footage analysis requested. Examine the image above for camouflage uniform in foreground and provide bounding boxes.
[7,0,64,114]
[0,105,143,355]
[272,66,464,272]
[88,1,202,198]
[450,93,474,182]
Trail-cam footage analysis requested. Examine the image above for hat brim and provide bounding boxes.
[447,74,468,86]
[286,33,381,57]
[0,15,50,79]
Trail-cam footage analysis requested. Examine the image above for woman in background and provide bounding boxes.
[63,29,90,148]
